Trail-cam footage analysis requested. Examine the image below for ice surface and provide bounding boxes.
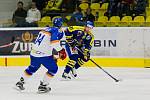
[0,66,150,100]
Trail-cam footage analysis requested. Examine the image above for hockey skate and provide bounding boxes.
[15,77,25,91]
[62,72,71,80]
[38,81,51,93]
[70,67,77,79]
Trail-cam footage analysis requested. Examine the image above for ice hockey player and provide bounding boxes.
[15,18,67,93]
[62,21,94,79]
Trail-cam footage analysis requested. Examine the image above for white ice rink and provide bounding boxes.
[0,66,150,100]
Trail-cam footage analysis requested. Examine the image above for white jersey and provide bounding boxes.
[30,30,62,57]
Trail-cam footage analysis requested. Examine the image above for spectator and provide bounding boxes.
[32,0,48,11]
[133,0,147,16]
[12,1,27,27]
[83,8,95,22]
[92,0,105,3]
[25,2,41,27]
[68,7,84,26]
[61,0,76,13]
[105,0,121,18]
[117,0,134,18]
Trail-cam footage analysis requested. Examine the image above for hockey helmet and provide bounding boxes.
[86,21,94,29]
[53,18,63,28]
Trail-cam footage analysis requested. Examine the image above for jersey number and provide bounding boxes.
[35,33,45,46]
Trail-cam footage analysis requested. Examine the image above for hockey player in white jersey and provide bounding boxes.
[15,18,67,93]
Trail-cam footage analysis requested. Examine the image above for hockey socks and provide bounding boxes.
[64,66,72,74]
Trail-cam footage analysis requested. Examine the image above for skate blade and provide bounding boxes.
[13,86,25,92]
[37,87,51,94]
[37,90,51,94]
[37,91,49,94]
[60,77,72,81]
[70,74,77,79]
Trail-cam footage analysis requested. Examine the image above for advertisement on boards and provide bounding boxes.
[0,27,150,58]
[0,29,39,55]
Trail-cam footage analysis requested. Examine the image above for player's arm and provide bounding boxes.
[84,34,94,50]
[65,26,84,48]
[64,27,73,45]
[81,34,94,61]
[64,27,78,48]
[51,32,67,60]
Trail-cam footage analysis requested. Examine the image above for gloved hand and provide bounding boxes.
[67,38,80,48]
[58,48,67,60]
[69,40,79,48]
[82,49,90,62]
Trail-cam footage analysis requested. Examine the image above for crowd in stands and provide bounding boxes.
[12,1,41,27]
[12,1,27,27]
[11,0,149,27]
[105,0,147,19]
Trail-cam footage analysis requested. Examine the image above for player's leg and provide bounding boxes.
[62,44,77,79]
[38,56,58,93]
[70,50,90,76]
[70,51,90,78]
[62,59,76,79]
[70,57,85,78]
[75,58,85,69]
[62,54,79,79]
[16,55,41,90]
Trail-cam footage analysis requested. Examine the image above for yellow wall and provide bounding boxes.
[0,57,147,68]
[7,57,30,66]
[0,58,5,66]
[144,58,150,67]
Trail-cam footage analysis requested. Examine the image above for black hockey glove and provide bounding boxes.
[82,49,90,62]
[69,40,79,48]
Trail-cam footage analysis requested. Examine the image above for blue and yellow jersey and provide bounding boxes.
[65,26,94,51]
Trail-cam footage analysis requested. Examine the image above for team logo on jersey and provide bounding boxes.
[22,31,33,42]
[86,35,91,40]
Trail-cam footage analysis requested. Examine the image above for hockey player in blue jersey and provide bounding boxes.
[62,21,94,79]
[15,18,67,93]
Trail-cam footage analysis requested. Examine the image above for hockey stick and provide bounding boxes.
[75,47,120,82]
[89,59,120,82]
[0,36,15,48]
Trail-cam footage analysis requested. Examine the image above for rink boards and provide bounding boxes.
[0,56,148,68]
[1,27,150,67]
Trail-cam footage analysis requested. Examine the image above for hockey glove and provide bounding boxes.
[69,40,79,48]
[66,38,78,48]
[82,49,90,62]
[58,48,67,60]
[52,49,59,63]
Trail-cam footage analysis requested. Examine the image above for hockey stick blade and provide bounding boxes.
[74,46,120,82]
[89,59,120,82]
